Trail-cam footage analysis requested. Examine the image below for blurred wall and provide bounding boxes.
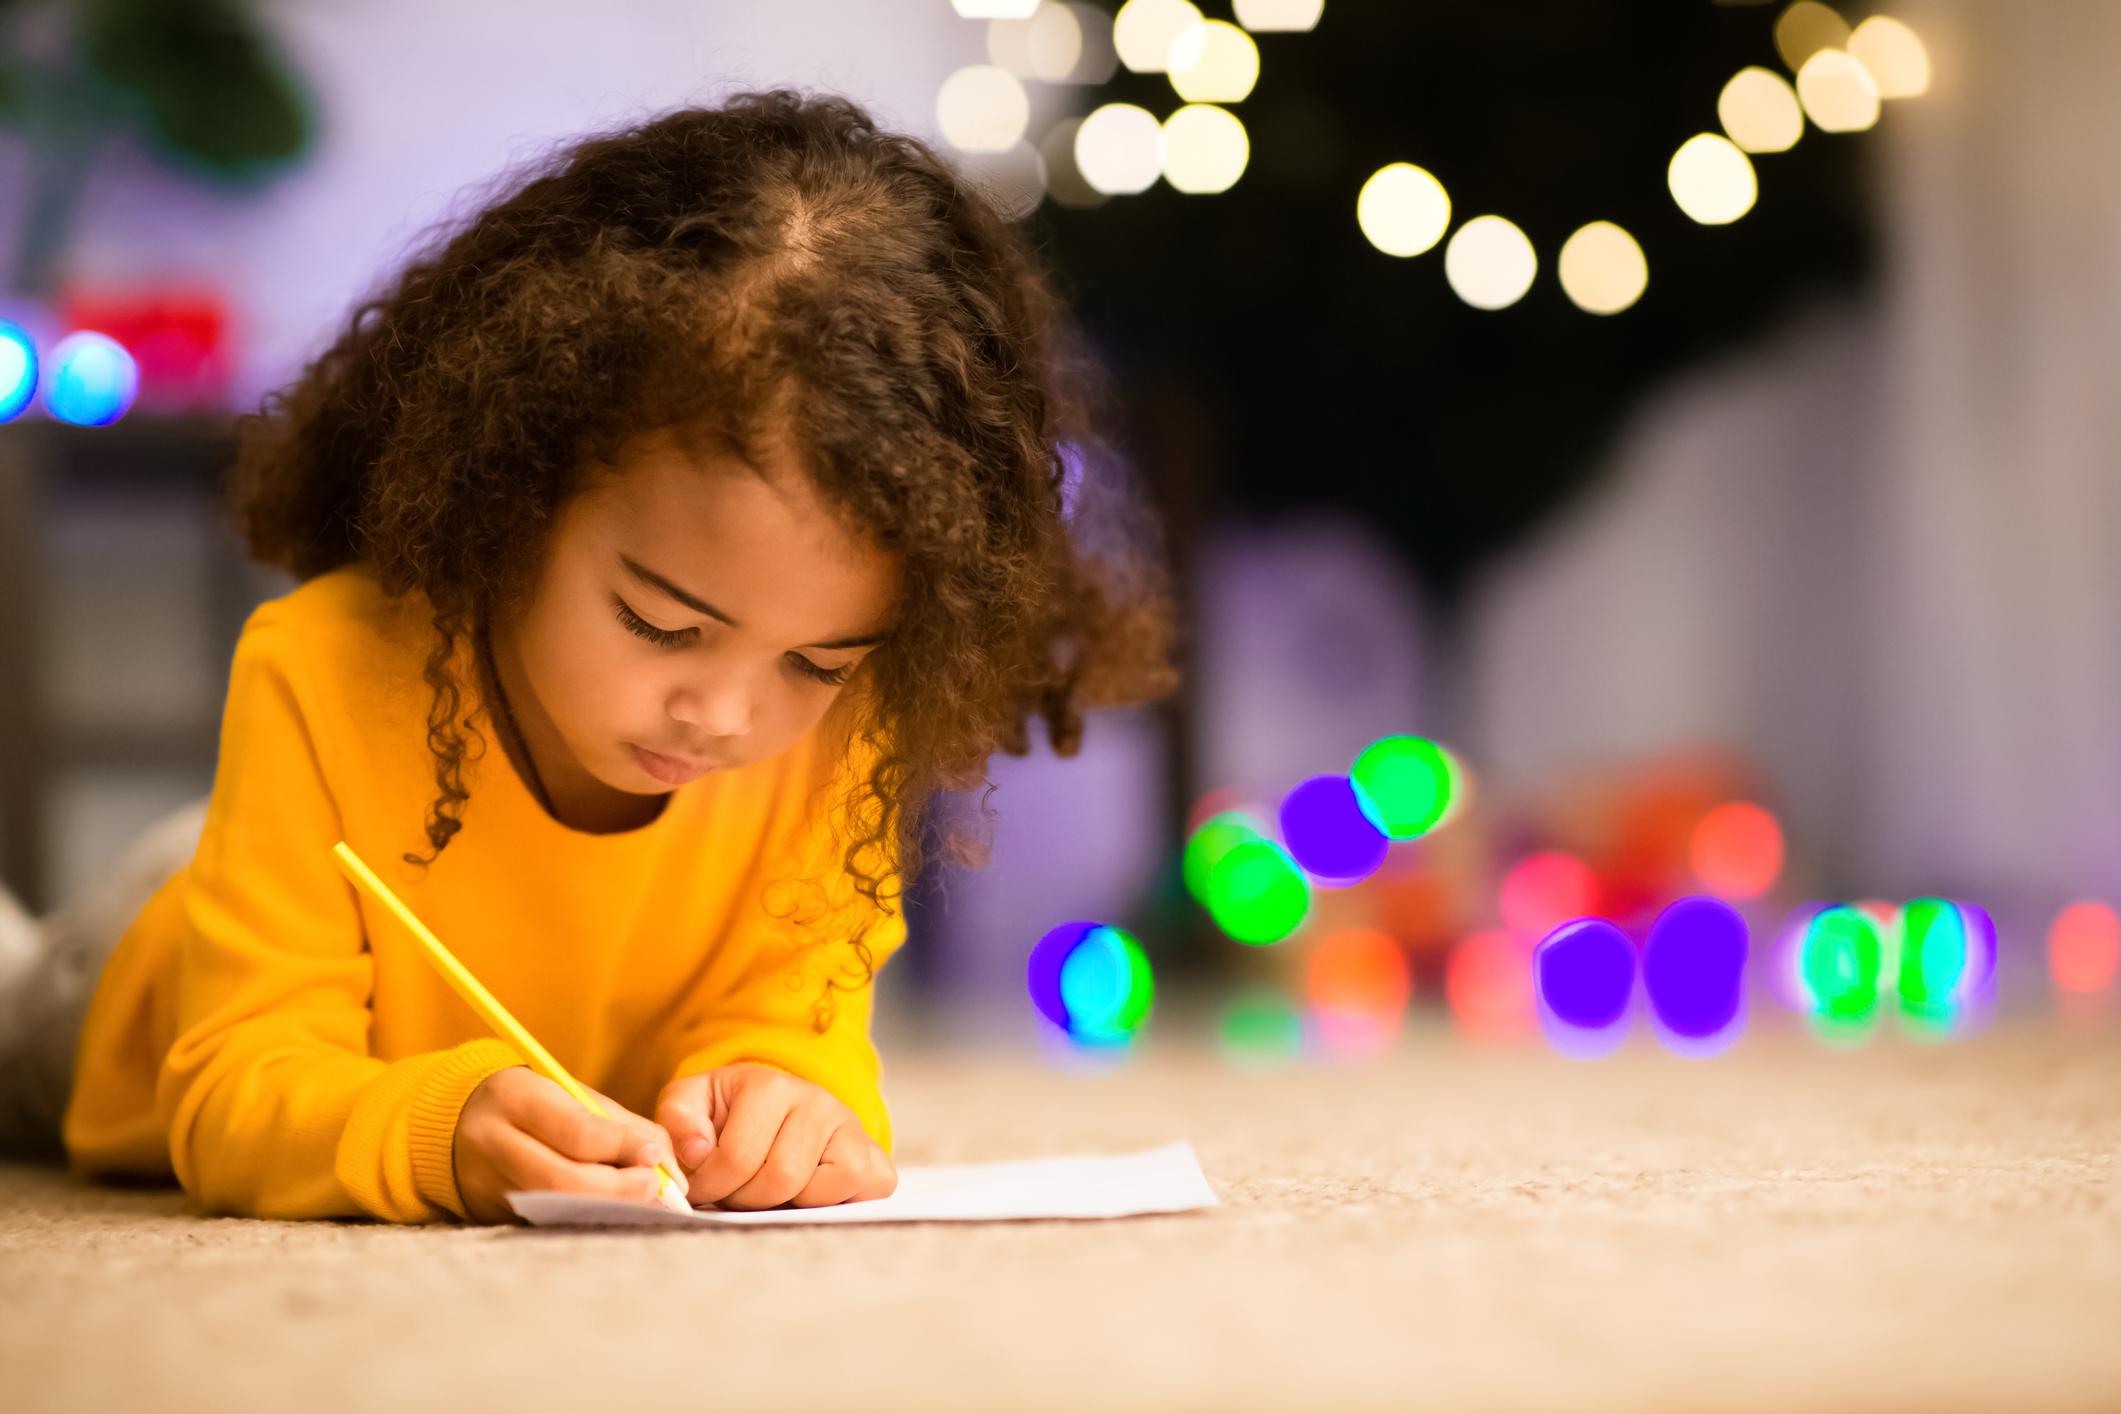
[11,0,983,406]
[1472,0,2121,943]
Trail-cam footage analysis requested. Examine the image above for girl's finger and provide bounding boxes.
[793,1125,897,1207]
[685,1092,791,1205]
[719,1107,836,1211]
[493,1124,663,1203]
[509,1076,668,1170]
[655,1073,717,1173]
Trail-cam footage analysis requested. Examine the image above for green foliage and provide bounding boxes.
[82,0,310,179]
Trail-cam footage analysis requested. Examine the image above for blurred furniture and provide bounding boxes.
[0,418,252,912]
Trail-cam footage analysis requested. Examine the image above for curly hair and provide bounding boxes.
[229,91,1175,916]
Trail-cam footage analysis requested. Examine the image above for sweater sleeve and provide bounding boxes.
[154,615,519,1221]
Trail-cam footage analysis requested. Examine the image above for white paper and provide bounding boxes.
[506,1140,1217,1228]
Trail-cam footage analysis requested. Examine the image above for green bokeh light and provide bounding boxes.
[1184,811,1266,905]
[1206,838,1311,945]
[1058,925,1155,1046]
[1897,897,1967,1032]
[1217,988,1305,1069]
[1802,905,1882,1036]
[1350,736,1458,840]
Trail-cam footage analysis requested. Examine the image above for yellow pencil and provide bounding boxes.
[330,841,693,1214]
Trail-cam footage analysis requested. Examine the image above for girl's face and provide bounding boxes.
[494,428,897,830]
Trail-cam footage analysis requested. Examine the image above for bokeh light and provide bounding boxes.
[1770,902,1829,1012]
[1217,987,1305,1068]
[1797,50,1880,133]
[2048,901,2120,994]
[1446,928,1536,1040]
[1234,0,1322,31]
[1161,104,1249,194]
[1642,896,1748,1055]
[936,65,1031,153]
[1208,838,1311,944]
[1801,904,1882,1039]
[1500,850,1599,938]
[1168,20,1258,102]
[1896,896,1967,1032]
[1668,134,1758,225]
[1535,918,1636,1058]
[1279,774,1388,885]
[1113,0,1204,74]
[1348,735,1458,839]
[1184,809,1266,902]
[1556,221,1647,315]
[1039,118,1107,208]
[955,0,1039,16]
[1774,1,1850,72]
[1849,16,1929,99]
[1028,920,1154,1046]
[1308,928,1411,1056]
[1075,102,1165,194]
[0,321,36,422]
[1356,163,1451,258]
[1444,215,1537,310]
[1689,800,1785,900]
[988,3,1083,82]
[960,143,1049,220]
[1720,67,1805,153]
[43,332,139,427]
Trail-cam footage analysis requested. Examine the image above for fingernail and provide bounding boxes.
[678,1135,711,1168]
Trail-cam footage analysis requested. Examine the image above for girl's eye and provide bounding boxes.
[614,596,696,649]
[788,654,853,688]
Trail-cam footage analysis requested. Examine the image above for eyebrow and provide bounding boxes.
[619,554,886,651]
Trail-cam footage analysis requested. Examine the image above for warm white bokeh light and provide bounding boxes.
[1557,222,1648,314]
[1234,0,1323,32]
[1114,0,1205,74]
[1039,118,1107,207]
[936,65,1031,153]
[1076,102,1166,194]
[1668,133,1758,224]
[989,4,1084,82]
[1356,163,1451,257]
[960,142,1049,221]
[1797,49,1881,131]
[1719,67,1804,153]
[954,0,1040,17]
[1850,15,1930,98]
[1168,20,1259,102]
[1774,1,1850,72]
[1444,216,1537,310]
[1162,104,1249,193]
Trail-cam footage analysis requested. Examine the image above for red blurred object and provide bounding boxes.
[1500,850,1599,937]
[1446,928,1535,1039]
[1690,800,1785,900]
[57,286,232,412]
[1307,928,1411,1054]
[2049,901,2120,994]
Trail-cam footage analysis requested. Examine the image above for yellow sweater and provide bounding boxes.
[64,566,901,1222]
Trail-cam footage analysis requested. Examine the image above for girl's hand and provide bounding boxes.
[453,1065,676,1224]
[657,1065,897,1210]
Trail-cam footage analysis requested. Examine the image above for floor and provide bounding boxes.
[2,1022,2116,1413]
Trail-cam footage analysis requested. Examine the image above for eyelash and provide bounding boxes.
[613,596,854,687]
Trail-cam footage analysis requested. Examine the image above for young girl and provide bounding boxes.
[0,93,1170,1222]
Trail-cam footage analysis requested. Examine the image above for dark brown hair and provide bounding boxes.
[230,92,1174,918]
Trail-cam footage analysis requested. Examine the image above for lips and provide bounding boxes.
[629,743,711,786]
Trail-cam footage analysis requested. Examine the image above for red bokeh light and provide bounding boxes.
[1689,800,1785,901]
[1307,928,1412,1018]
[2049,901,2120,994]
[1445,928,1535,1039]
[1499,850,1599,937]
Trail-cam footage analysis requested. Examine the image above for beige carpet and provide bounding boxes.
[3,1022,2116,1413]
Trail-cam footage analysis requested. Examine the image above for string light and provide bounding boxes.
[1113,0,1205,74]
[1796,48,1880,132]
[1234,0,1322,31]
[1849,15,1929,99]
[1075,102,1166,194]
[1168,19,1259,102]
[936,65,1031,153]
[1668,133,1757,225]
[1557,221,1648,314]
[1356,163,1451,258]
[1444,215,1537,311]
[1162,104,1249,192]
[1719,67,1804,153]
[1773,1,1849,72]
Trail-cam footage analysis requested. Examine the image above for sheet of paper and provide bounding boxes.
[507,1140,1217,1228]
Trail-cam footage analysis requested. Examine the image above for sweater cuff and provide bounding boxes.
[407,1039,523,1219]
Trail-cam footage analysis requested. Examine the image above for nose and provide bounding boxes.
[668,670,755,740]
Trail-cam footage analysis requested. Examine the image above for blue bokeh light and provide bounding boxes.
[1537,919,1636,1030]
[0,321,36,423]
[1278,774,1389,885]
[1642,895,1749,1054]
[43,331,138,426]
[1027,920,1096,1032]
